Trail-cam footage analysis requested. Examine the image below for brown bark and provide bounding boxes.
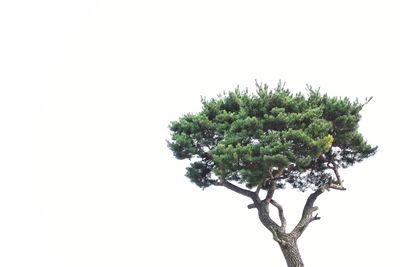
[279,239,304,267]
[217,179,345,267]
[258,208,303,267]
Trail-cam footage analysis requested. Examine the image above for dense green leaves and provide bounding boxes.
[168,83,377,191]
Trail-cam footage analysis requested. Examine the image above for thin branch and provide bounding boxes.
[329,183,346,190]
[215,179,257,200]
[321,153,343,186]
[268,168,274,180]
[255,181,263,195]
[272,167,285,180]
[330,163,343,186]
[247,203,258,209]
[255,180,277,214]
[270,199,287,231]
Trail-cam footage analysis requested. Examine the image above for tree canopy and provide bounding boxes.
[168,83,377,192]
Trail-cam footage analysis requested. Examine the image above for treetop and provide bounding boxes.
[168,82,377,191]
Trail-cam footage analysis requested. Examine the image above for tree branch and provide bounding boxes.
[256,202,282,235]
[273,167,286,180]
[215,179,257,200]
[247,202,258,209]
[291,184,328,238]
[255,182,263,196]
[291,182,346,239]
[216,170,290,237]
[261,180,277,215]
[249,180,285,236]
[247,180,278,210]
[270,199,287,231]
[329,183,346,191]
[330,163,343,186]
[266,181,277,201]
[214,179,282,236]
[321,154,344,186]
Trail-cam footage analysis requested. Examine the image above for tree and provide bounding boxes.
[167,82,377,267]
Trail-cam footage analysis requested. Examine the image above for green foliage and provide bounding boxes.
[168,82,377,191]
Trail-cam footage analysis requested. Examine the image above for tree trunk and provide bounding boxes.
[279,240,304,267]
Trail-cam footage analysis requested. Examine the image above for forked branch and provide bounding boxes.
[292,183,345,238]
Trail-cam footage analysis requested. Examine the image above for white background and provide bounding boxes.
[1,0,399,266]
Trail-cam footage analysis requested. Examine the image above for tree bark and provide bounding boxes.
[279,239,304,267]
[221,180,344,267]
[258,208,304,267]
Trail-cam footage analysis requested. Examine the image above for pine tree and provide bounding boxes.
[167,82,377,267]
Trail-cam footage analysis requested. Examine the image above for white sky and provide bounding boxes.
[1,0,399,266]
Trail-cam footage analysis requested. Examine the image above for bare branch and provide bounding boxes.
[215,179,257,200]
[257,203,282,234]
[329,183,346,191]
[331,163,343,185]
[247,180,279,210]
[255,181,263,195]
[254,180,277,214]
[266,181,277,202]
[247,203,257,209]
[270,199,287,231]
[247,178,277,210]
[214,177,285,238]
[291,181,347,239]
[247,181,276,212]
[321,153,344,186]
[215,179,283,241]
[291,184,329,238]
[313,213,321,221]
